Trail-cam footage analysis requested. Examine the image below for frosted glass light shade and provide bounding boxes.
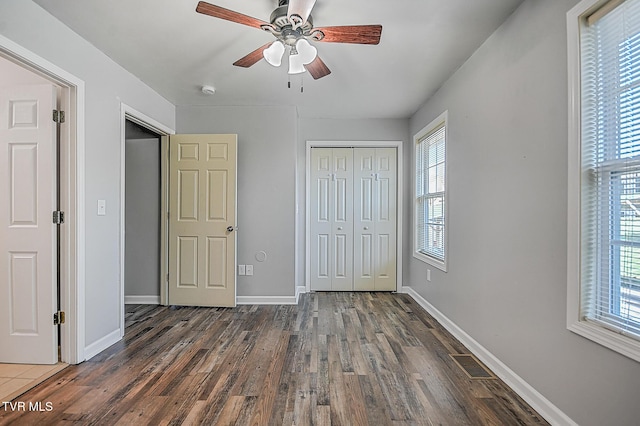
[263,41,285,67]
[288,39,317,74]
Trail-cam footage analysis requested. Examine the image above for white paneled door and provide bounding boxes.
[310,148,354,291]
[354,148,397,291]
[0,84,58,364]
[310,147,397,291]
[168,134,237,307]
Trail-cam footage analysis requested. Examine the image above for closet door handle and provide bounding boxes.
[337,227,343,231]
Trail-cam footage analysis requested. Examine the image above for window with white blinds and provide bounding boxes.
[414,112,447,270]
[579,0,640,345]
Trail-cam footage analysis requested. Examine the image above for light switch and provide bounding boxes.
[245,265,253,276]
[97,199,106,216]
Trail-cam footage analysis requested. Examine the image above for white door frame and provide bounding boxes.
[119,104,174,336]
[305,140,403,293]
[0,35,85,364]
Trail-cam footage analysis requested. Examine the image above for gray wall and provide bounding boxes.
[125,121,160,298]
[177,105,297,297]
[0,1,175,351]
[408,1,639,425]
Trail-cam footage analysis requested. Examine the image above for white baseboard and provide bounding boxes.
[237,295,296,305]
[295,286,306,303]
[124,295,161,305]
[236,287,306,305]
[83,328,121,361]
[401,286,577,426]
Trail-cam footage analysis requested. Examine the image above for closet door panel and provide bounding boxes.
[331,148,353,291]
[374,148,397,291]
[310,148,333,290]
[354,148,376,290]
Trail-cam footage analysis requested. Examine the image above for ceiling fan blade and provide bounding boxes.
[311,25,382,45]
[233,42,274,68]
[305,56,331,80]
[196,1,270,29]
[287,0,317,26]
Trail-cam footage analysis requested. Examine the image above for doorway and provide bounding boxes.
[119,105,173,335]
[124,120,162,305]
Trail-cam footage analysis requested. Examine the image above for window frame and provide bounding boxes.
[567,0,640,363]
[413,111,449,271]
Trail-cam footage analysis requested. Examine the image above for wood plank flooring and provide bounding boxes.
[0,293,548,425]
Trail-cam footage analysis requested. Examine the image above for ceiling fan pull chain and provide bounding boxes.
[301,74,304,93]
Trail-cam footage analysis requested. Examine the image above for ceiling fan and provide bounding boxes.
[196,0,382,80]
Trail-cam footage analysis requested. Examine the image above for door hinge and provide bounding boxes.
[53,210,65,225]
[52,109,65,124]
[53,311,65,325]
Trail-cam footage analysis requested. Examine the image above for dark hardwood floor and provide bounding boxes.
[0,292,548,425]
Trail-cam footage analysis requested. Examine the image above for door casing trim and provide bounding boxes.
[304,140,404,293]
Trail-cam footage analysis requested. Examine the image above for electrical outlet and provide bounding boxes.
[97,199,106,216]
[427,269,431,282]
[238,265,246,276]
[245,265,254,276]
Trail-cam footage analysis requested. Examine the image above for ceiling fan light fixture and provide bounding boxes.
[288,38,317,74]
[263,41,285,67]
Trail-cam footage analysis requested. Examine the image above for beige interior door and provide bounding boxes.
[0,84,58,364]
[168,134,237,307]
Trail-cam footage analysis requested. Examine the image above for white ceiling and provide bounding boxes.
[33,0,524,119]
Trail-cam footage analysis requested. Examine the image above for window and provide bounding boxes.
[414,111,448,270]
[568,0,640,361]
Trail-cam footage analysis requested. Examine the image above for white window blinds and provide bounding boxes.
[581,0,640,339]
[416,124,446,262]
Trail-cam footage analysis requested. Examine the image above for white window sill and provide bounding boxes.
[568,320,640,363]
[413,251,447,272]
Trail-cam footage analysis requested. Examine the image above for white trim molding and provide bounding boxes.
[124,295,161,305]
[401,286,578,426]
[237,295,300,305]
[84,329,121,361]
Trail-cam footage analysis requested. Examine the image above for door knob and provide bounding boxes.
[337,227,343,230]
[227,226,235,232]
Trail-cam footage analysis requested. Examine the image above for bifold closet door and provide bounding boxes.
[310,148,353,291]
[353,148,397,291]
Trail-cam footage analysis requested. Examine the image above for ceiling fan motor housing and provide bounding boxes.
[269,5,313,32]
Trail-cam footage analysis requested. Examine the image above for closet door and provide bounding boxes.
[354,148,397,291]
[310,148,353,290]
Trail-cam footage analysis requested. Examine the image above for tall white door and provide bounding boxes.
[168,134,237,307]
[0,84,58,364]
[310,147,397,292]
[354,148,397,291]
[310,148,354,291]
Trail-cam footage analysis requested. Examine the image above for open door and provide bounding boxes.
[168,134,237,307]
[0,84,58,364]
